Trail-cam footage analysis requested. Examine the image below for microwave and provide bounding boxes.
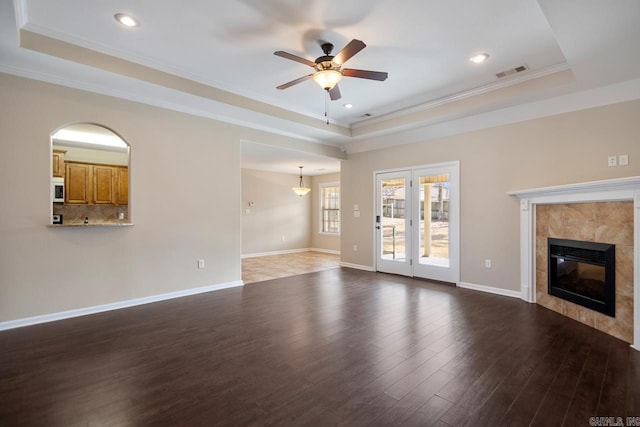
[52,177,64,203]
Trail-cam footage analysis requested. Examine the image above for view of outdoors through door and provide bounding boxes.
[418,174,450,267]
[381,177,406,261]
[376,163,459,282]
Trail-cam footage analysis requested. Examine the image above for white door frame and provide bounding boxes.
[373,161,460,284]
[374,170,413,276]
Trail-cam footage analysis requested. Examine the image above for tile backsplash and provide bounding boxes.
[53,204,128,224]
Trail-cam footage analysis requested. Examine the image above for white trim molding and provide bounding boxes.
[0,280,244,331]
[311,248,341,255]
[458,282,521,299]
[241,248,340,259]
[340,262,375,272]
[508,176,640,351]
[241,248,310,259]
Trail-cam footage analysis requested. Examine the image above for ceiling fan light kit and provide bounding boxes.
[312,69,342,90]
[274,39,388,101]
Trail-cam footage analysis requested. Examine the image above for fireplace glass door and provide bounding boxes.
[548,238,615,317]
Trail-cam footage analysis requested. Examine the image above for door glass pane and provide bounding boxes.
[380,178,406,261]
[418,174,450,267]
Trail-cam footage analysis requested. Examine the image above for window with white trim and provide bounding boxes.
[320,183,340,234]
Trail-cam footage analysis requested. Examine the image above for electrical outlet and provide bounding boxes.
[484,259,492,268]
[281,236,286,242]
[619,154,629,166]
[197,259,205,269]
[353,245,358,252]
[608,156,617,167]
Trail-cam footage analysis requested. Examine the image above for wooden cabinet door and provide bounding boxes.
[65,163,91,204]
[93,165,115,204]
[116,167,128,205]
[52,149,65,177]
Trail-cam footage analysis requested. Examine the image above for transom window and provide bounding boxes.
[320,183,340,234]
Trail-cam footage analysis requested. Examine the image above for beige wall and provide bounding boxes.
[2,70,638,323]
[0,73,337,323]
[311,173,341,253]
[341,100,640,291]
[241,169,311,255]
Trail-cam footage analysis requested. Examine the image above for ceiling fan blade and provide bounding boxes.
[274,51,316,67]
[342,68,388,81]
[276,74,313,90]
[328,85,341,101]
[333,39,366,65]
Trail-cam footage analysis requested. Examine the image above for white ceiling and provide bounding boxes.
[1,0,639,174]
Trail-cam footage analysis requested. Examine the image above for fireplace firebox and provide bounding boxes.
[548,238,615,317]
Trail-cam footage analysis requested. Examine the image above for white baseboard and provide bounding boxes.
[241,248,309,259]
[310,248,341,255]
[242,248,340,259]
[340,262,375,272]
[0,280,244,331]
[458,282,521,299]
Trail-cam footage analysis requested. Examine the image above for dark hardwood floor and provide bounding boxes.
[1,268,638,426]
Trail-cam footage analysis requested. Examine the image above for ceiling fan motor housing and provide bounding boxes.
[315,58,339,71]
[315,42,339,71]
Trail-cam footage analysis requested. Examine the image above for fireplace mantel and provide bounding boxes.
[508,176,640,350]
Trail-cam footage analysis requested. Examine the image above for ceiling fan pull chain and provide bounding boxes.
[325,91,329,125]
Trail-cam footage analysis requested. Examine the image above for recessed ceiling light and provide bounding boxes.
[114,13,138,27]
[469,53,490,64]
[343,103,353,109]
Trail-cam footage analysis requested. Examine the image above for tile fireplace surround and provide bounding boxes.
[508,177,640,351]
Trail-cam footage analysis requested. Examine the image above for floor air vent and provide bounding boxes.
[496,65,529,78]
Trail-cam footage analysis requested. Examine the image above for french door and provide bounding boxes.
[375,162,459,284]
[375,170,412,276]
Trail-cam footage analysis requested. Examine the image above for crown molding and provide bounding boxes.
[344,77,640,154]
[13,0,26,29]
[351,62,571,130]
[0,63,348,146]
[18,20,352,128]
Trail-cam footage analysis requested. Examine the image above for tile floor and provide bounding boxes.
[242,251,340,284]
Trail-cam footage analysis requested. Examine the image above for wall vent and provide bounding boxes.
[496,65,529,78]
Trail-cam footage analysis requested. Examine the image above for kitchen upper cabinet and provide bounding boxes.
[93,165,116,204]
[52,149,66,178]
[116,167,128,205]
[65,162,91,204]
[65,162,128,205]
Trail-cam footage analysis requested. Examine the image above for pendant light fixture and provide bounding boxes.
[292,166,311,196]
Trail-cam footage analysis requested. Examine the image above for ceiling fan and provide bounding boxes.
[274,39,388,101]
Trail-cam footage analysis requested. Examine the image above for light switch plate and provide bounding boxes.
[619,154,629,166]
